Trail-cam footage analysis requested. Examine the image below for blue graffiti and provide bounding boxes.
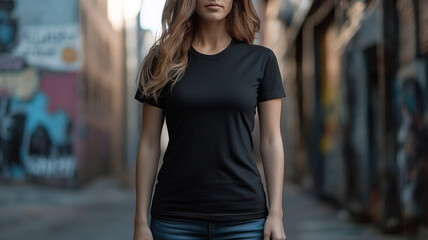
[0,0,18,53]
[10,92,70,161]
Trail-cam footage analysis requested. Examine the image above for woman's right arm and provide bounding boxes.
[133,103,164,240]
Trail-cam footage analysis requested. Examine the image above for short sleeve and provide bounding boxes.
[257,49,286,102]
[134,87,164,108]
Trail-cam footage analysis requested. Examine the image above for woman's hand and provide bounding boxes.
[263,213,286,240]
[133,221,153,240]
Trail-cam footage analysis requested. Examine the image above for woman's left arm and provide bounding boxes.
[257,98,286,240]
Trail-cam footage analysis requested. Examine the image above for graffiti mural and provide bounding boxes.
[0,0,17,53]
[396,78,428,220]
[0,98,26,178]
[0,70,78,183]
[12,25,82,71]
[0,68,39,178]
[22,91,75,179]
[0,0,24,71]
[0,0,81,186]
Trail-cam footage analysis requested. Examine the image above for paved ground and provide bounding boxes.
[281,184,411,240]
[0,176,416,240]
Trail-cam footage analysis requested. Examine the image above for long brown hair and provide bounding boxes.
[136,0,260,104]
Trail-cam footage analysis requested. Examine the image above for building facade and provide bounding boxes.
[264,0,428,235]
[79,0,127,185]
[0,0,129,187]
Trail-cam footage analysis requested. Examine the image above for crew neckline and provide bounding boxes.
[190,38,236,60]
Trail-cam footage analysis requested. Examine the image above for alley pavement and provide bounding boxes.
[0,176,414,240]
[281,184,410,240]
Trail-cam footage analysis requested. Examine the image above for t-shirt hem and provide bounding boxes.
[150,208,269,222]
[134,92,163,108]
[257,92,286,102]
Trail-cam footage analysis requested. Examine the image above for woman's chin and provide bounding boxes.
[197,14,228,22]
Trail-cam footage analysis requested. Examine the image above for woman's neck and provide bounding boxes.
[192,18,232,54]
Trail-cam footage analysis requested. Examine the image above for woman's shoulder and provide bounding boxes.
[234,39,275,56]
[233,40,276,65]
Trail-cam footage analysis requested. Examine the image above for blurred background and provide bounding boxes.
[0,0,427,239]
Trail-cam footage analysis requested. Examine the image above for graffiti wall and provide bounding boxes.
[12,25,82,71]
[395,0,428,227]
[0,0,81,186]
[395,62,428,223]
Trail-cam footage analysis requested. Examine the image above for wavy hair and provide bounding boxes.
[136,0,261,104]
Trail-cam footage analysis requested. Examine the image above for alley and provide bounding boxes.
[1,0,427,238]
[0,176,411,240]
[282,184,409,240]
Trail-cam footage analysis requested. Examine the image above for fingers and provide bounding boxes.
[263,230,271,240]
[265,231,287,240]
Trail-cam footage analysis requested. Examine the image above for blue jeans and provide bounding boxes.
[149,216,267,240]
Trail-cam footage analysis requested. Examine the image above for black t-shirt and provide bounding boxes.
[134,38,286,221]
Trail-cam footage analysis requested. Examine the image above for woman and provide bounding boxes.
[133,0,286,239]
